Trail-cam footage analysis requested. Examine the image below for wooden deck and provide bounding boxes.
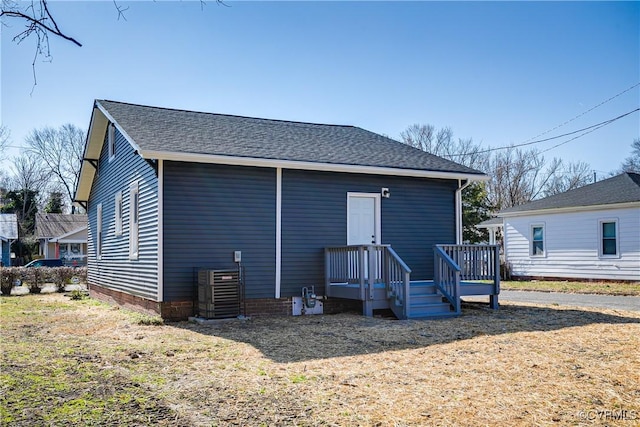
[325,244,500,319]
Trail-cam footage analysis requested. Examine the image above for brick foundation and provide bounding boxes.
[89,283,162,317]
[89,283,363,320]
[243,298,292,316]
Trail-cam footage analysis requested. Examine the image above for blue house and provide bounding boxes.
[74,100,499,320]
[0,214,18,267]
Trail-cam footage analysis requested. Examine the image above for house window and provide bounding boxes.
[531,224,544,256]
[97,203,103,260]
[108,123,116,160]
[600,220,618,257]
[114,191,123,236]
[129,181,139,260]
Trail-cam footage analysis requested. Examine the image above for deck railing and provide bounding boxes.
[437,244,501,297]
[325,245,411,318]
[325,245,383,301]
[433,245,461,315]
[382,246,412,320]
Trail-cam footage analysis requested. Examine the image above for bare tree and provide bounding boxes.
[2,0,226,90]
[619,138,640,174]
[0,125,9,161]
[4,153,49,234]
[25,124,85,210]
[542,159,592,197]
[400,123,593,212]
[400,123,489,170]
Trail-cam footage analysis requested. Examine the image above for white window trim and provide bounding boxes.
[598,218,620,259]
[114,191,123,236]
[129,181,139,260]
[530,223,546,257]
[108,123,116,161]
[97,203,103,260]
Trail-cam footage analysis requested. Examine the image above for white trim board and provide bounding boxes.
[140,149,488,182]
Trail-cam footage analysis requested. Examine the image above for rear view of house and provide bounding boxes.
[499,172,640,281]
[75,100,497,320]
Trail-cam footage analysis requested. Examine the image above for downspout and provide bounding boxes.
[455,179,472,244]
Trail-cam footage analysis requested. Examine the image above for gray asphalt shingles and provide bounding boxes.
[99,100,484,175]
[500,172,640,214]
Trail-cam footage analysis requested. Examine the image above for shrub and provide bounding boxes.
[0,267,20,296]
[73,267,88,284]
[22,267,51,294]
[68,289,89,300]
[51,267,76,292]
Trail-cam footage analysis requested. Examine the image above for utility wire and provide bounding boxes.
[519,82,640,144]
[538,110,639,154]
[449,107,640,157]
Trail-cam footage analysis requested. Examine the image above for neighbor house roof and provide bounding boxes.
[76,100,487,202]
[475,217,503,229]
[0,214,18,241]
[35,213,88,240]
[499,172,640,216]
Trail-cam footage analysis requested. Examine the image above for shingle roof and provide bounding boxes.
[35,214,88,239]
[475,217,503,228]
[499,172,640,215]
[98,100,484,176]
[0,214,18,240]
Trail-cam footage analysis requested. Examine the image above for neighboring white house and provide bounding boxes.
[498,172,640,282]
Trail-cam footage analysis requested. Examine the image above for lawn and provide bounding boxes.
[501,280,640,296]
[1,293,639,426]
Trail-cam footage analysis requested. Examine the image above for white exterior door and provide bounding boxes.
[348,193,380,245]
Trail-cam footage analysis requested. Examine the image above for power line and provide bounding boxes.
[519,82,640,144]
[449,108,640,157]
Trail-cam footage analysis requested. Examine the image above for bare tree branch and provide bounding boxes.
[25,124,85,210]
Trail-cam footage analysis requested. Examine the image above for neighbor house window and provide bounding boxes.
[114,191,123,236]
[108,123,116,160]
[531,224,544,256]
[600,220,618,257]
[129,181,139,260]
[97,203,103,260]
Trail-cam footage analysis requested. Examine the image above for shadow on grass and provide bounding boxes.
[169,301,640,363]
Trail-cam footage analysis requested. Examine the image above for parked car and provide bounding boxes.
[23,259,64,268]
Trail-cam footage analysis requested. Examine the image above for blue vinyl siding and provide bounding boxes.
[87,128,159,299]
[163,162,276,301]
[281,170,456,297]
[1,241,10,266]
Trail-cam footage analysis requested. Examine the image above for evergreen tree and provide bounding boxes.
[44,192,64,213]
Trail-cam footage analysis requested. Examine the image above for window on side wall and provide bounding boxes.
[108,123,116,160]
[97,203,103,260]
[114,191,123,236]
[129,181,139,260]
[600,220,618,257]
[530,224,545,256]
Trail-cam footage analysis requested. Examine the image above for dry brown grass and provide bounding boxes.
[501,280,640,296]
[2,294,639,426]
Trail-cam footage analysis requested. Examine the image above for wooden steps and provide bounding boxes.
[406,281,456,319]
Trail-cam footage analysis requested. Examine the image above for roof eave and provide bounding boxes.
[48,225,88,242]
[498,201,640,217]
[74,100,143,203]
[140,149,489,181]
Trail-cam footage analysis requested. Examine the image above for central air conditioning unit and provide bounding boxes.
[197,269,240,319]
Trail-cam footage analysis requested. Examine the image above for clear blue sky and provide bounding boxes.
[2,1,639,178]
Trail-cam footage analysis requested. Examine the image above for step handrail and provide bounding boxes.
[433,245,461,315]
[383,246,412,320]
